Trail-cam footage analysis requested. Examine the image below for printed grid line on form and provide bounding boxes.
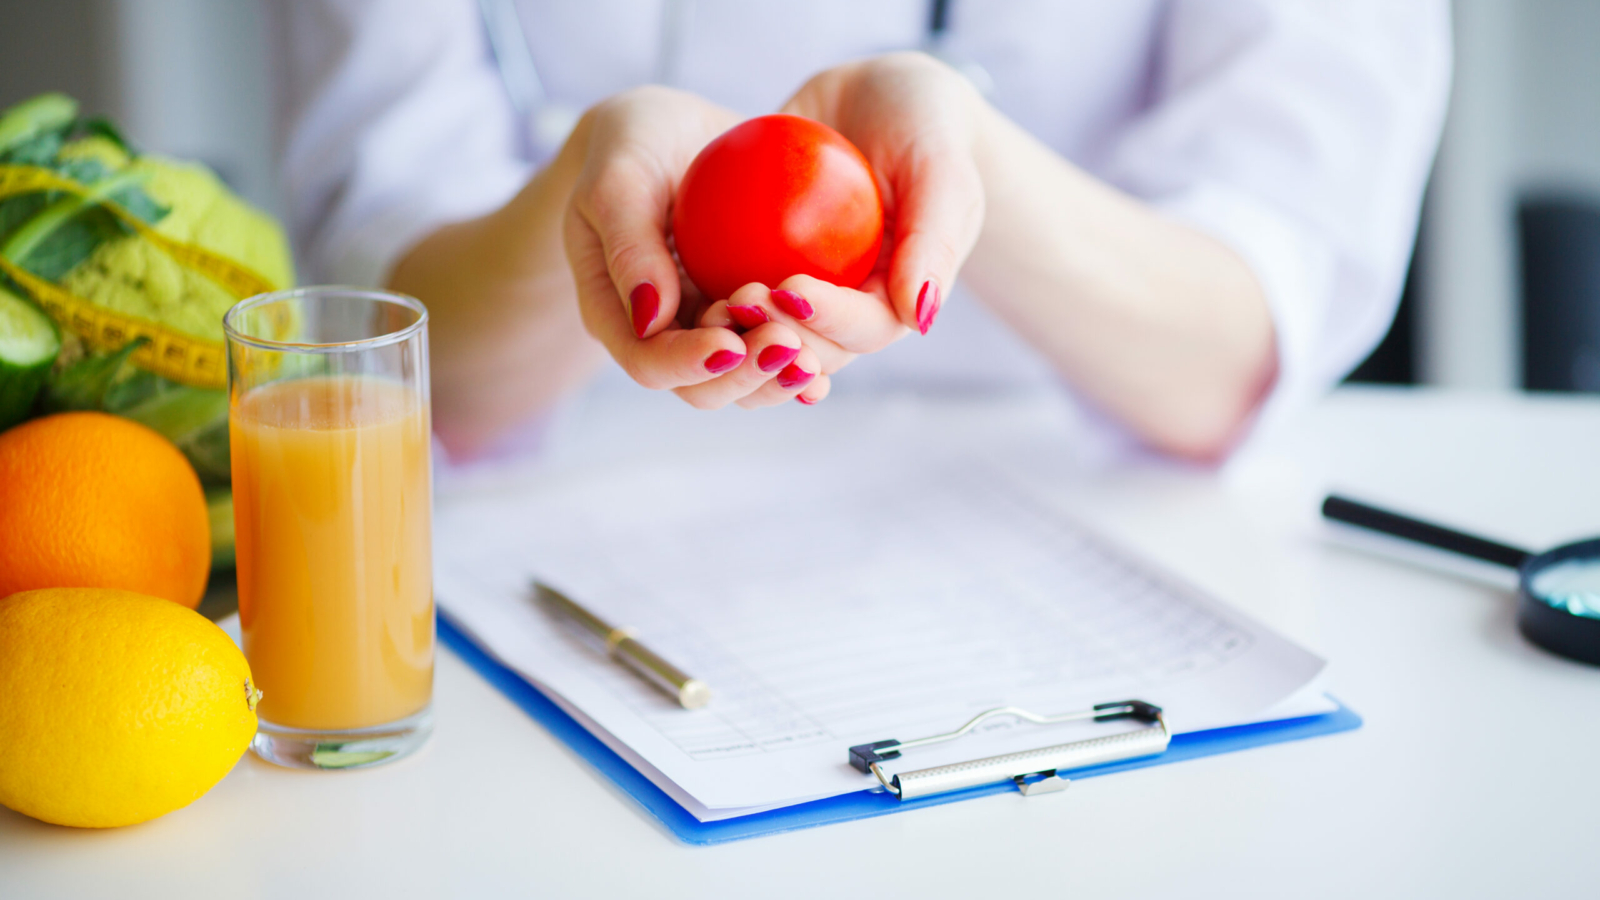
[445,463,1253,762]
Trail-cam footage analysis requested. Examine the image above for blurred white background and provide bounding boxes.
[2,0,1598,393]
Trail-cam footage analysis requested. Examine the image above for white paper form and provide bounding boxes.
[434,446,1327,817]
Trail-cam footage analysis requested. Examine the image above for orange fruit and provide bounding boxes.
[0,411,210,607]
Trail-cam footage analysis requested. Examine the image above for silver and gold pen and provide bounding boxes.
[533,581,711,709]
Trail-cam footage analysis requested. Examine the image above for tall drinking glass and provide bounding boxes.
[224,287,434,769]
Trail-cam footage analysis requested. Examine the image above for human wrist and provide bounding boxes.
[969,96,1024,220]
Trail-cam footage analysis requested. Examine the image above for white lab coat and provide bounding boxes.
[269,0,1450,451]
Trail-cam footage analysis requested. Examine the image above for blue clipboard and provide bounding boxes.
[438,613,1362,845]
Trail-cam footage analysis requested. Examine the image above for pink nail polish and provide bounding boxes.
[757,344,800,373]
[630,282,660,338]
[771,289,813,320]
[727,305,770,329]
[776,363,815,390]
[915,281,940,335]
[795,394,817,406]
[704,349,745,374]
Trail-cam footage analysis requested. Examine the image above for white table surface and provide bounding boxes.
[4,387,1597,899]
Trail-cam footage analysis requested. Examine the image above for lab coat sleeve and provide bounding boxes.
[1097,0,1451,433]
[271,0,533,287]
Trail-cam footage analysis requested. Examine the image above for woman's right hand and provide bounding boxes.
[564,87,826,409]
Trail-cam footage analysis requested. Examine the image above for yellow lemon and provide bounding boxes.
[0,588,259,828]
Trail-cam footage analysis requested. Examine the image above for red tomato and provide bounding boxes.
[672,114,884,302]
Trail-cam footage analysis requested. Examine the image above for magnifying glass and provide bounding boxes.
[1321,495,1600,665]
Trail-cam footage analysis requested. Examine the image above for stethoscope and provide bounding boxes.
[478,0,991,155]
[1323,495,1600,665]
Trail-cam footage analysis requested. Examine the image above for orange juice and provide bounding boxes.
[231,375,433,731]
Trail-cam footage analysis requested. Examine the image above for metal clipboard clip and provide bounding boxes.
[847,700,1169,800]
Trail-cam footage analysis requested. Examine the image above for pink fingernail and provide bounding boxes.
[728,305,770,329]
[915,281,940,335]
[776,363,815,390]
[704,349,745,374]
[757,344,800,373]
[771,289,813,320]
[795,394,817,406]
[630,282,660,338]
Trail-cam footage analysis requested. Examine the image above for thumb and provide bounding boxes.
[885,152,985,335]
[572,157,684,338]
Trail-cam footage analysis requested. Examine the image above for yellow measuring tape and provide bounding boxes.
[0,164,280,389]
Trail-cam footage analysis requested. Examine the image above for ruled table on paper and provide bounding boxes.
[434,445,1322,817]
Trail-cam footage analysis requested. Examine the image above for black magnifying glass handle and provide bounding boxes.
[1321,495,1533,569]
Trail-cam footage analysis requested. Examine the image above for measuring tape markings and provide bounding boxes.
[0,164,284,389]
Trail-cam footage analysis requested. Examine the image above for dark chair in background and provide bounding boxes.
[1520,196,1600,393]
[1345,245,1418,385]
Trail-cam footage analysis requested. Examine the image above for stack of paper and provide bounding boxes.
[433,399,1330,822]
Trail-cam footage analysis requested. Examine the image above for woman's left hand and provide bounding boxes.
[700,53,985,403]
[693,53,990,403]
[777,53,988,337]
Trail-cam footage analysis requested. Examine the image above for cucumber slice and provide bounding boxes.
[0,92,77,155]
[0,285,61,429]
[206,487,235,569]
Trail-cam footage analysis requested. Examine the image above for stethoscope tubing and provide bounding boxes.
[479,0,988,154]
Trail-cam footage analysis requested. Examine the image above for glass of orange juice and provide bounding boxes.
[224,287,434,769]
